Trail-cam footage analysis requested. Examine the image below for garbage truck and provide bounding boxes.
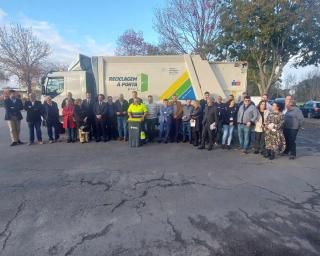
[41,54,248,108]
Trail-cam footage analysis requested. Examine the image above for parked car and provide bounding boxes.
[302,101,320,118]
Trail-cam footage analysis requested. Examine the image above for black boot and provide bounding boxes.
[269,150,275,160]
[264,149,270,158]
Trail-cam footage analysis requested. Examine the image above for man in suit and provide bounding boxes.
[81,92,96,141]
[24,93,44,145]
[94,94,108,142]
[4,90,24,146]
[43,96,60,143]
[106,96,117,140]
[198,97,219,151]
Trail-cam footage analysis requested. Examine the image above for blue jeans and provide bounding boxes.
[46,120,60,141]
[238,124,252,150]
[67,128,75,141]
[28,121,42,142]
[159,121,171,141]
[117,116,128,138]
[182,121,191,141]
[222,124,234,146]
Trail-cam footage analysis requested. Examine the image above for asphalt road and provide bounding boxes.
[0,108,319,256]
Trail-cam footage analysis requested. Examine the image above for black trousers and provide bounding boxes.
[86,117,96,140]
[145,118,157,141]
[192,128,200,146]
[216,120,223,144]
[284,128,298,156]
[201,124,216,147]
[254,132,265,153]
[106,117,117,140]
[172,118,181,141]
[95,119,107,140]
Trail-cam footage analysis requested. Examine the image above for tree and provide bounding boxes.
[0,24,51,93]
[154,0,221,59]
[116,29,151,56]
[213,0,320,95]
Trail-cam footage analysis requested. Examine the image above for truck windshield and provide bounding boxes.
[46,77,64,96]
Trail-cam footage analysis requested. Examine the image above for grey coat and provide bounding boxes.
[284,107,304,130]
[237,104,258,125]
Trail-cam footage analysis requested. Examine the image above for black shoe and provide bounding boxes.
[17,140,24,145]
[227,145,231,150]
[10,142,17,146]
[158,140,162,143]
[164,140,168,144]
[221,145,226,149]
[254,150,259,154]
[67,139,71,143]
[198,145,205,150]
[189,140,193,144]
[182,139,187,143]
[207,146,213,151]
[289,155,296,160]
[269,151,275,160]
[281,152,289,156]
[264,150,270,158]
[193,143,198,147]
[96,139,101,142]
[104,139,108,142]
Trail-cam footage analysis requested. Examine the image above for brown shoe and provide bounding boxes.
[124,137,128,141]
[117,137,123,141]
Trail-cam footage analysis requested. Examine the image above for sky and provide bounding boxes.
[0,0,318,85]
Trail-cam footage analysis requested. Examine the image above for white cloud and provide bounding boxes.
[19,15,115,65]
[0,8,7,19]
[84,36,114,56]
[20,16,81,64]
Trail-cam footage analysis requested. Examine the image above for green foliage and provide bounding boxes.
[212,0,320,95]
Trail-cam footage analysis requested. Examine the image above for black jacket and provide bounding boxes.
[115,99,129,116]
[4,98,23,121]
[43,101,59,122]
[81,99,95,120]
[190,107,203,132]
[24,100,43,123]
[215,102,227,121]
[94,101,108,121]
[202,105,218,126]
[74,105,87,128]
[223,106,238,125]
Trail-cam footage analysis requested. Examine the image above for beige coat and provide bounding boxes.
[255,110,270,132]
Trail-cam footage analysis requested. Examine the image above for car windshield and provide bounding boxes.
[46,77,64,96]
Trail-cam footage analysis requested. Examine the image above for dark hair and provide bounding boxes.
[163,98,169,102]
[98,94,105,99]
[244,95,251,100]
[132,91,137,94]
[204,91,210,95]
[257,100,267,111]
[263,93,268,97]
[229,94,234,98]
[273,102,283,112]
[9,89,16,93]
[148,95,153,98]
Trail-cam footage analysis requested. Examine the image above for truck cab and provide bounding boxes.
[41,54,96,109]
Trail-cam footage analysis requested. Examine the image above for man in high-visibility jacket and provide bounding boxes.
[128,98,148,120]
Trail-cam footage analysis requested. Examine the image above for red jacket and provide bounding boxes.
[62,104,76,129]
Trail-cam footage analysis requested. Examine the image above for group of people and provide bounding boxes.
[4,89,304,160]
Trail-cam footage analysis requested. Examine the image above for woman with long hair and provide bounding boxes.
[190,100,202,147]
[265,102,286,160]
[62,99,76,143]
[254,100,269,156]
[222,99,237,149]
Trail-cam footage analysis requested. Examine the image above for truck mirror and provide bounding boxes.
[41,85,46,95]
[40,76,46,85]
